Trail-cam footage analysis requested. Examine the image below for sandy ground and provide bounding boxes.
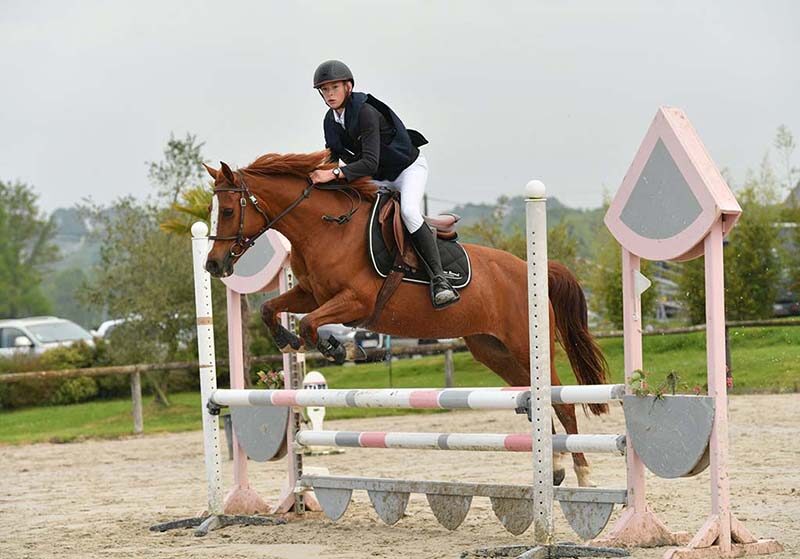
[0,394,797,559]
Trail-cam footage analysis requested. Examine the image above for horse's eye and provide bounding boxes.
[222,208,234,218]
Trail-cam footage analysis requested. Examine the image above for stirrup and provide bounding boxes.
[430,276,460,310]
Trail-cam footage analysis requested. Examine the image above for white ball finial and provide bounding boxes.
[525,180,546,199]
[191,221,209,238]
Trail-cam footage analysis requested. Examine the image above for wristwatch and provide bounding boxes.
[332,167,341,178]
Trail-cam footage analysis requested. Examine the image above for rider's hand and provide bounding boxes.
[309,169,337,184]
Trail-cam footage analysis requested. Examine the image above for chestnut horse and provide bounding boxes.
[204,151,609,487]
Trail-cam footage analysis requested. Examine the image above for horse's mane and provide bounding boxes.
[243,150,378,200]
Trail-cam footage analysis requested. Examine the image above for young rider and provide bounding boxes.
[308,60,459,309]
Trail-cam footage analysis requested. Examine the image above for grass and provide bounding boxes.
[0,326,797,445]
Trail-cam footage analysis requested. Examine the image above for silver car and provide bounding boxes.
[0,316,94,357]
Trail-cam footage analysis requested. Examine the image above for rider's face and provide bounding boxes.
[319,81,351,110]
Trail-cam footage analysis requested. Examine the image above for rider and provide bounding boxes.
[308,59,459,309]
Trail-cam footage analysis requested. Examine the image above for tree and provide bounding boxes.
[675,257,707,325]
[773,126,800,295]
[587,202,657,329]
[160,185,213,235]
[79,197,229,403]
[774,125,799,193]
[461,196,526,258]
[724,162,783,320]
[548,221,580,275]
[461,195,581,270]
[147,133,207,205]
[0,180,58,318]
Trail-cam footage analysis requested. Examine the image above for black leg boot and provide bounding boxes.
[410,225,460,309]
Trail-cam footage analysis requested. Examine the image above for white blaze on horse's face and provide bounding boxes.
[208,194,220,255]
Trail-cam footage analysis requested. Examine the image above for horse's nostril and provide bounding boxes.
[206,260,219,276]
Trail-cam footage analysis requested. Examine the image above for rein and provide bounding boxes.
[209,171,362,257]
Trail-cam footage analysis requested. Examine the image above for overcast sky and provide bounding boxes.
[1,1,797,215]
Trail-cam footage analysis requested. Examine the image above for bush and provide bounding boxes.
[0,340,115,409]
[50,376,99,405]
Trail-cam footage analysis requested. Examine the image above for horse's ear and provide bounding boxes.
[203,163,218,180]
[220,162,235,183]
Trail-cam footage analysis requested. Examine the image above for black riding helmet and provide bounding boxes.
[313,60,354,88]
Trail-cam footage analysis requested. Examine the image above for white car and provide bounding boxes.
[91,318,128,338]
[0,316,94,357]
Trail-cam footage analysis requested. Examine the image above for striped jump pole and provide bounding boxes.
[208,384,625,410]
[295,430,625,454]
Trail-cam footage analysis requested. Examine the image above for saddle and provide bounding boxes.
[363,190,472,327]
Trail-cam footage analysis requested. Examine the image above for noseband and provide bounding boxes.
[208,171,361,258]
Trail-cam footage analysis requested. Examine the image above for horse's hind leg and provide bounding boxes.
[494,303,596,487]
[464,334,566,486]
[553,403,595,487]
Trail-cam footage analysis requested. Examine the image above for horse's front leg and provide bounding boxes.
[298,291,369,365]
[260,285,319,353]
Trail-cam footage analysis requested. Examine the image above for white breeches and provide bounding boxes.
[372,153,428,233]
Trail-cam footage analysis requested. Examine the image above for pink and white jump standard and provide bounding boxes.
[596,107,782,558]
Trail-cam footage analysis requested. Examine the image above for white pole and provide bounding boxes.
[525,180,553,545]
[191,222,223,516]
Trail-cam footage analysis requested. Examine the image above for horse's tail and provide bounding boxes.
[548,261,609,415]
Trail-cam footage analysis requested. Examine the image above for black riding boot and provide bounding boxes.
[410,225,460,309]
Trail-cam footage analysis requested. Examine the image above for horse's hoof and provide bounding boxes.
[318,335,346,365]
[345,342,369,362]
[553,468,566,487]
[273,326,302,353]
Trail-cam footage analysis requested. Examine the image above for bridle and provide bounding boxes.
[208,170,361,258]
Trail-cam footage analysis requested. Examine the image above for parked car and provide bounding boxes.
[316,322,385,350]
[91,318,128,338]
[773,297,800,317]
[0,316,94,357]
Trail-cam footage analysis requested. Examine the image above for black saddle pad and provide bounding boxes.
[367,192,472,289]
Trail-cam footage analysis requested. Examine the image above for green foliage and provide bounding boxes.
[79,198,227,370]
[773,125,799,193]
[547,221,580,274]
[40,268,103,330]
[627,369,702,397]
[50,377,99,405]
[247,306,278,357]
[725,165,783,320]
[459,195,581,271]
[460,196,526,258]
[161,185,213,236]
[38,341,101,369]
[587,205,657,329]
[0,180,58,318]
[255,368,284,389]
[454,195,606,261]
[783,202,800,294]
[0,341,114,409]
[676,257,707,324]
[147,132,207,205]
